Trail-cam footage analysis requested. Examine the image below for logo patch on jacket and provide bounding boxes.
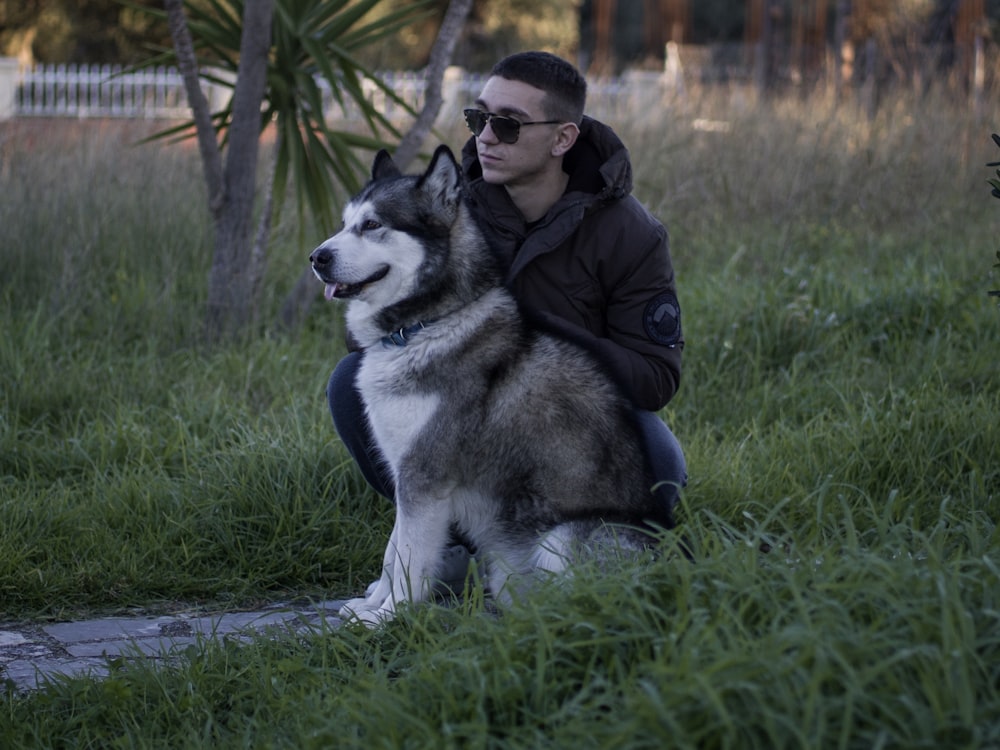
[643,292,681,347]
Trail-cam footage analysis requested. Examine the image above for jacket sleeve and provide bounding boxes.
[592,208,683,411]
[522,200,683,411]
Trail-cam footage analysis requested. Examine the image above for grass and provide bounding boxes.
[1,81,999,747]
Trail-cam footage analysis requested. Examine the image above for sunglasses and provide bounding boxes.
[463,108,562,144]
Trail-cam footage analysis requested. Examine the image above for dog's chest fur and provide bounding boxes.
[355,342,444,475]
[353,290,513,475]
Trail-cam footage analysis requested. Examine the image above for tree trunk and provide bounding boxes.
[206,0,272,341]
[165,0,273,342]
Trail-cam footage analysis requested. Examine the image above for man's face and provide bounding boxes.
[470,76,563,189]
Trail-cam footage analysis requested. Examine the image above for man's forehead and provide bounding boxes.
[476,76,547,116]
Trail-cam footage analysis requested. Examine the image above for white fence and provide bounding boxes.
[0,60,665,125]
[3,44,997,123]
[12,63,194,119]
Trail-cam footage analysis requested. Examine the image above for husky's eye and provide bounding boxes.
[361,220,381,232]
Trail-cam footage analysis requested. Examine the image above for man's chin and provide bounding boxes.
[477,161,507,184]
[480,170,506,185]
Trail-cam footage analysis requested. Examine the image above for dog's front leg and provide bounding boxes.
[338,513,403,621]
[344,488,452,626]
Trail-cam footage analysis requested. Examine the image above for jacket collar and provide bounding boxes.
[460,116,636,281]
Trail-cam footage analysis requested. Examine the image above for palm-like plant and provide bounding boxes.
[134,0,436,340]
[146,0,431,235]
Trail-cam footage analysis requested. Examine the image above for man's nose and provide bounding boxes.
[478,120,500,144]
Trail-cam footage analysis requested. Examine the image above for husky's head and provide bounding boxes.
[310,145,495,345]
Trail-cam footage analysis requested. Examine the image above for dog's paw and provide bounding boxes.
[339,596,379,617]
[339,599,395,627]
[353,606,396,628]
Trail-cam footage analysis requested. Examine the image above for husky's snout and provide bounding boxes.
[311,240,391,301]
[310,246,334,273]
[309,244,341,300]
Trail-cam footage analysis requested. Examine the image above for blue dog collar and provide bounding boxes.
[381,321,431,347]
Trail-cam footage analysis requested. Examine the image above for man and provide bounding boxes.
[327,51,685,531]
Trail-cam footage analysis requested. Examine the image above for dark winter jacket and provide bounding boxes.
[460,116,683,411]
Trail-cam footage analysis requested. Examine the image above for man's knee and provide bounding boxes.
[637,411,686,486]
[327,351,362,421]
[325,352,368,466]
[636,411,686,525]
[325,352,395,500]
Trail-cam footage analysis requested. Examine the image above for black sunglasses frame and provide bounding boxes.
[463,108,562,144]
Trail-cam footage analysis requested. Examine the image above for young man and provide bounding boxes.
[327,51,685,526]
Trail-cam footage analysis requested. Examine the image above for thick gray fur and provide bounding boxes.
[310,145,669,625]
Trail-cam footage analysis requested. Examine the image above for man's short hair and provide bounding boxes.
[490,51,586,125]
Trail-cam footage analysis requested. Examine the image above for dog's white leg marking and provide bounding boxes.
[339,516,403,619]
[533,526,574,574]
[482,528,574,606]
[342,492,453,627]
[361,389,440,479]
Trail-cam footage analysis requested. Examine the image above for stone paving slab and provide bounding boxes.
[1,600,348,693]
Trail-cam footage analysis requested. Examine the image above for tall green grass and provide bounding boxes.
[1,84,999,746]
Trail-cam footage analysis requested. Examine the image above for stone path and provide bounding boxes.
[1,600,348,693]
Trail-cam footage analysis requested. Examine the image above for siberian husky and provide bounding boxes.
[310,146,671,625]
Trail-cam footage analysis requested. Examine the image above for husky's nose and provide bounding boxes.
[310,246,333,269]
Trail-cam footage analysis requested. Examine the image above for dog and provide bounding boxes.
[310,145,671,626]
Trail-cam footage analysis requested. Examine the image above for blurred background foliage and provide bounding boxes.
[4,0,1000,74]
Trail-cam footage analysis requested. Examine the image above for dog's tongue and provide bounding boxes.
[324,283,339,301]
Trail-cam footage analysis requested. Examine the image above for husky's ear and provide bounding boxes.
[419,145,463,216]
[371,150,402,181]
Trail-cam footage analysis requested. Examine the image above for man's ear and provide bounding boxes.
[551,122,580,157]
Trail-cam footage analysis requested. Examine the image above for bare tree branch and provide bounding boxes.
[249,130,281,325]
[393,0,474,170]
[222,0,272,223]
[163,0,224,213]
